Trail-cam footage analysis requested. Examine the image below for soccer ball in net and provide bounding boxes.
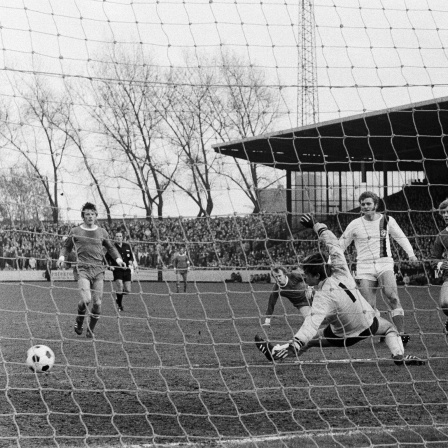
[26,345,55,373]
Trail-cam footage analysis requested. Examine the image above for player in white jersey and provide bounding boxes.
[255,214,424,366]
[339,191,418,343]
[430,199,448,334]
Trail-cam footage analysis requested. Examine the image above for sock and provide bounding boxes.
[391,314,404,334]
[76,303,87,327]
[88,315,99,333]
[385,331,404,357]
[88,304,101,333]
[116,293,123,307]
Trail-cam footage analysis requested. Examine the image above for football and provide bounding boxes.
[26,345,55,373]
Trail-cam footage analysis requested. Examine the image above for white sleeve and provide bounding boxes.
[388,217,415,258]
[294,292,333,344]
[339,222,354,252]
[315,223,352,280]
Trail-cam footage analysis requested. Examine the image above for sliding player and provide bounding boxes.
[430,199,448,334]
[106,231,137,312]
[173,245,190,293]
[58,203,126,338]
[255,214,424,366]
[262,266,312,327]
[339,191,418,344]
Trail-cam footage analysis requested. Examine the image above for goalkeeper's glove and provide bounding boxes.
[262,318,271,327]
[273,337,305,360]
[300,213,316,229]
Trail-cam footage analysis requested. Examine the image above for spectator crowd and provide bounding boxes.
[0,185,447,280]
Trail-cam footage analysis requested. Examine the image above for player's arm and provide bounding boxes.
[272,293,331,360]
[173,254,178,271]
[263,286,280,327]
[301,214,351,277]
[338,222,355,252]
[57,233,74,268]
[293,292,331,344]
[103,233,125,267]
[128,243,138,269]
[388,216,418,261]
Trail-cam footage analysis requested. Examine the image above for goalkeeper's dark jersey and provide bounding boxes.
[265,272,310,316]
[430,228,448,281]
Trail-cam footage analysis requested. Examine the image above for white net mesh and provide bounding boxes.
[0,0,448,447]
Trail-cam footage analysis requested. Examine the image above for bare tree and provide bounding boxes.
[0,75,70,223]
[211,52,284,213]
[0,165,53,224]
[79,47,177,219]
[156,61,220,217]
[55,100,118,226]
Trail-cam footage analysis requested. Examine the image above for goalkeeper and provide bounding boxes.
[255,214,425,366]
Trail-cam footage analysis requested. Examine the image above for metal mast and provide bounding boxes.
[298,0,319,126]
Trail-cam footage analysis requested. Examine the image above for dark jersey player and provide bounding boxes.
[262,266,313,327]
[430,199,448,335]
[57,203,126,338]
[106,231,137,312]
[172,246,190,293]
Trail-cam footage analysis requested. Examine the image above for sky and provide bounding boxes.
[0,0,447,221]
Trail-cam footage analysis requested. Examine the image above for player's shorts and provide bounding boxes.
[74,266,105,283]
[113,268,132,283]
[177,270,188,276]
[323,317,379,347]
[355,258,394,282]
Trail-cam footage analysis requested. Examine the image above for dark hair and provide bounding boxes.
[81,202,97,218]
[302,253,332,279]
[358,191,380,206]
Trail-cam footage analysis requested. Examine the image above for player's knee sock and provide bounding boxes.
[390,308,405,333]
[76,302,87,326]
[116,293,123,307]
[89,305,101,332]
[385,329,404,357]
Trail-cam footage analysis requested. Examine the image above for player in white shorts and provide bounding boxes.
[339,191,418,344]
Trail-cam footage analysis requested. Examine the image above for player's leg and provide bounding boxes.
[440,280,448,334]
[175,271,180,292]
[182,272,188,292]
[121,280,132,311]
[375,316,424,365]
[358,278,378,308]
[115,279,124,311]
[75,275,92,335]
[86,275,104,338]
[378,270,407,337]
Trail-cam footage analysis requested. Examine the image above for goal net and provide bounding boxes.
[0,0,447,446]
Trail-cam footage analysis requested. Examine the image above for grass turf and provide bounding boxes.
[0,280,447,447]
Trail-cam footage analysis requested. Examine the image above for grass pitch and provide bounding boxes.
[0,279,447,447]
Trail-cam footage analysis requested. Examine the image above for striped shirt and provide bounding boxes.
[339,214,415,263]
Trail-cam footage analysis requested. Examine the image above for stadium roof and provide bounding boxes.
[212,96,448,172]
